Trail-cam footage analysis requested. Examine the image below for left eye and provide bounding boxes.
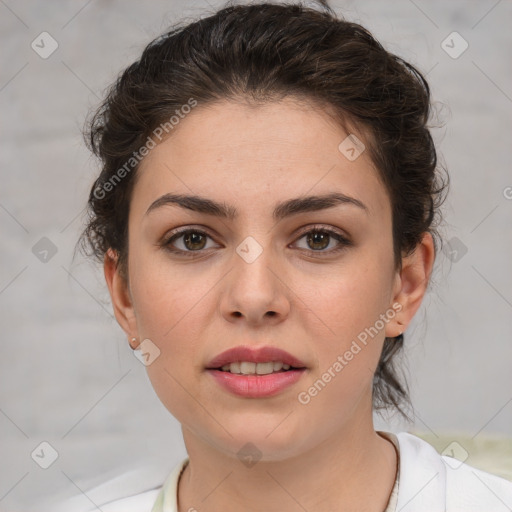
[293,227,351,253]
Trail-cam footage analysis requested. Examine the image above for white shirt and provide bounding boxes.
[61,432,512,511]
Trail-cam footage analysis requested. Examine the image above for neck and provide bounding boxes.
[177,410,398,512]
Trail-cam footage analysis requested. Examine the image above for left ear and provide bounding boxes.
[385,232,435,337]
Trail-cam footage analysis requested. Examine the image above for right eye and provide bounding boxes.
[162,228,220,257]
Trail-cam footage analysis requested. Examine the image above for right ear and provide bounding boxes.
[103,248,140,348]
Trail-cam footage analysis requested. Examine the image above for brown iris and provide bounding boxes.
[183,232,207,251]
[307,231,330,251]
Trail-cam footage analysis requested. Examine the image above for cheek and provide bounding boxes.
[300,256,392,342]
[130,266,204,422]
[129,247,210,338]
[296,256,393,397]
[127,252,216,413]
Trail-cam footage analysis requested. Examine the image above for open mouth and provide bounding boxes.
[206,357,307,397]
[210,361,305,375]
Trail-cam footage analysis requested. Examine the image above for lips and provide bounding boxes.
[205,345,307,370]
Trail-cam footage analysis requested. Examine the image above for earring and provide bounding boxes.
[130,337,138,350]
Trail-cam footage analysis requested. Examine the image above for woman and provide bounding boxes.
[74,1,512,511]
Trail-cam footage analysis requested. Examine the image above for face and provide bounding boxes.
[109,98,415,461]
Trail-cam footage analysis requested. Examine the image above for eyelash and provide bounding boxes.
[160,224,352,259]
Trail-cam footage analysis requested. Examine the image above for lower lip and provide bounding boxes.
[206,369,307,398]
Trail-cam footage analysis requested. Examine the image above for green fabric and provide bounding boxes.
[150,487,165,512]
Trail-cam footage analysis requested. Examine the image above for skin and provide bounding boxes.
[104,97,434,512]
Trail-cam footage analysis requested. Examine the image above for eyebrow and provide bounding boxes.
[144,192,369,221]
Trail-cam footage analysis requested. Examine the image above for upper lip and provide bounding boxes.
[206,345,307,369]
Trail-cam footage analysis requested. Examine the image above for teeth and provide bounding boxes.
[220,361,292,375]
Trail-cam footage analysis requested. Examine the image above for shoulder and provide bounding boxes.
[97,457,189,512]
[395,432,512,512]
[51,460,184,512]
[98,489,162,512]
[444,455,512,511]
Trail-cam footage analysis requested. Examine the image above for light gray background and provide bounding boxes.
[1,0,511,510]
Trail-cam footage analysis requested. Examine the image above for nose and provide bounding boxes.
[220,240,291,326]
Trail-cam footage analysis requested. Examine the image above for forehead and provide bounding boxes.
[133,98,390,220]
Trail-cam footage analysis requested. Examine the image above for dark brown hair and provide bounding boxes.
[77,0,449,418]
